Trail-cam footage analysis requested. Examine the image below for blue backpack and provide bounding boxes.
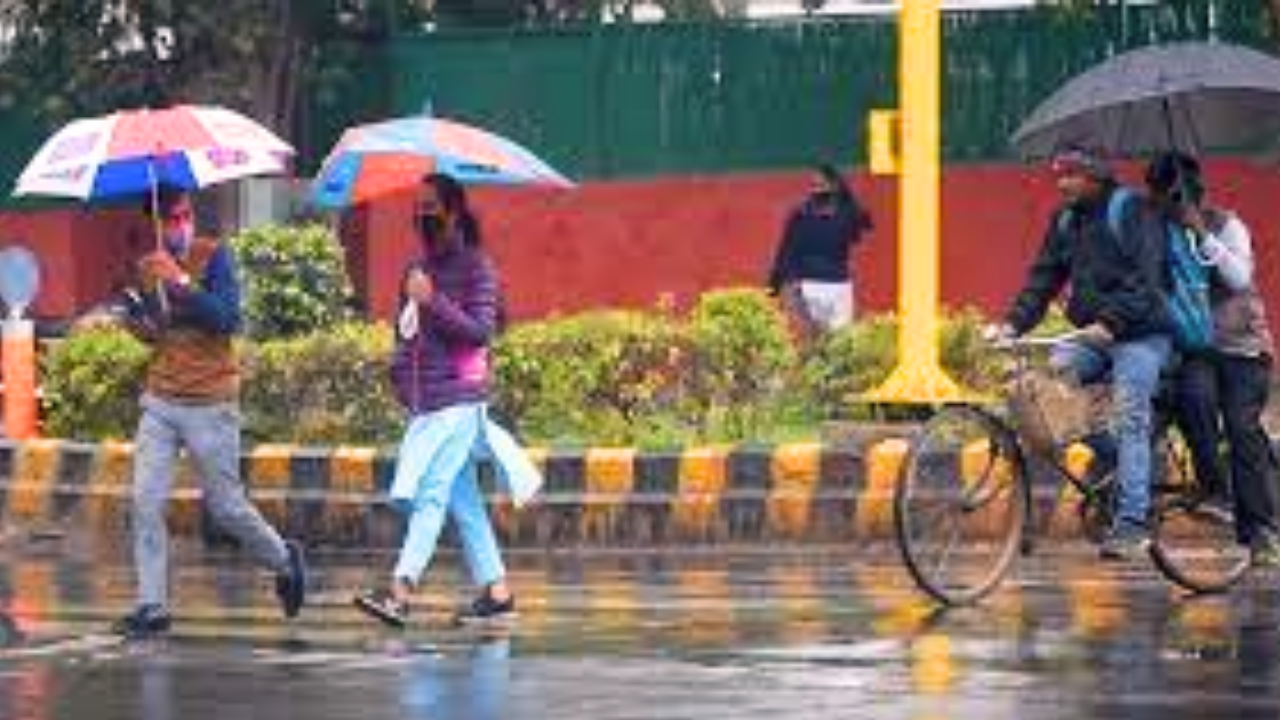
[1057,187,1213,351]
[1163,221,1214,351]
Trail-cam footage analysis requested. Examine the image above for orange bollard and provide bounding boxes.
[3,318,38,439]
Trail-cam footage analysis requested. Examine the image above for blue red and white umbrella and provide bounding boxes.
[13,104,294,201]
[311,115,573,209]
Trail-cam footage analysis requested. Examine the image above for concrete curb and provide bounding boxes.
[0,437,1092,548]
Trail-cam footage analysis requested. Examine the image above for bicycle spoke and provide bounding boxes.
[909,493,965,534]
[962,471,1014,511]
[929,509,966,584]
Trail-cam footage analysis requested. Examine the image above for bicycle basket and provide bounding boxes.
[1008,369,1107,453]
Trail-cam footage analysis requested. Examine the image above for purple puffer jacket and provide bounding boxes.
[390,242,500,415]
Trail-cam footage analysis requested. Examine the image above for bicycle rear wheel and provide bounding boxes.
[893,405,1030,606]
[1148,426,1249,594]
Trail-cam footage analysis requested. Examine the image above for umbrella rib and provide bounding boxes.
[1113,99,1136,156]
[1178,95,1204,155]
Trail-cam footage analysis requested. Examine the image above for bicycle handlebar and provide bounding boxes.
[989,328,1092,352]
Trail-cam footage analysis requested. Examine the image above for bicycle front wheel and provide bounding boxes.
[893,405,1030,606]
[1148,427,1249,594]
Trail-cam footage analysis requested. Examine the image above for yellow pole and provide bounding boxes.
[866,0,963,403]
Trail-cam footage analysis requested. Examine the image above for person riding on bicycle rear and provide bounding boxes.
[1150,152,1280,567]
[992,145,1173,561]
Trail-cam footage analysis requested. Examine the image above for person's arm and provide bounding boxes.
[422,254,499,346]
[170,244,242,335]
[118,286,164,343]
[1004,214,1072,335]
[767,211,802,293]
[1202,214,1253,291]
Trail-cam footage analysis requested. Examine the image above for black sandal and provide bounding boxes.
[354,588,409,629]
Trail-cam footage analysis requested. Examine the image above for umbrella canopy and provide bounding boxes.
[311,115,573,209]
[1011,42,1280,159]
[14,104,294,201]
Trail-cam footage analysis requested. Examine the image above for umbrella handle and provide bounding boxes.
[146,157,170,316]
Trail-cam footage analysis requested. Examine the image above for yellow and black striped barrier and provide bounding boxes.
[0,437,1100,548]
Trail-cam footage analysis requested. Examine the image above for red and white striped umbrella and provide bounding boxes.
[14,104,294,201]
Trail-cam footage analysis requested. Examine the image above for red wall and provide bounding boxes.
[0,208,149,319]
[5,159,1280,334]
[347,159,1280,328]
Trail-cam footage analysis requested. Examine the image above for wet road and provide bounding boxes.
[1,544,1279,719]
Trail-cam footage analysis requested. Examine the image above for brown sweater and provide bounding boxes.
[140,237,241,403]
[146,329,238,402]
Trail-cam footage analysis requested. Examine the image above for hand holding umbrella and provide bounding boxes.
[137,250,189,292]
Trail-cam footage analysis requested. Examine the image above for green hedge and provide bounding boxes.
[40,327,151,441]
[796,307,1005,421]
[493,308,694,447]
[685,288,796,441]
[229,223,354,340]
[240,322,400,446]
[39,292,1013,446]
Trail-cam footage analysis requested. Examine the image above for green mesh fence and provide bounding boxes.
[0,0,1273,188]
[383,20,895,178]
[368,1,1269,179]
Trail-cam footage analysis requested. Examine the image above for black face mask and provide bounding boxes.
[418,212,446,241]
[811,190,837,205]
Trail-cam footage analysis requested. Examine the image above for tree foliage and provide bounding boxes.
[0,1,425,135]
[0,0,721,155]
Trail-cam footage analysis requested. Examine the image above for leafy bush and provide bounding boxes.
[229,223,353,340]
[40,327,150,441]
[798,313,898,419]
[798,308,1009,419]
[240,322,400,446]
[492,310,693,447]
[940,306,1006,393]
[686,288,797,439]
[38,290,1019,447]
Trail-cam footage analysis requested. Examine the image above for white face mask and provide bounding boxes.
[164,219,194,256]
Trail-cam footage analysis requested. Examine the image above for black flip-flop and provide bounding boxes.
[354,589,409,629]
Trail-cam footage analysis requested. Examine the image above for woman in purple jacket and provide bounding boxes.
[355,172,522,628]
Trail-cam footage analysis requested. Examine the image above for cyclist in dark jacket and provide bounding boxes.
[996,146,1173,561]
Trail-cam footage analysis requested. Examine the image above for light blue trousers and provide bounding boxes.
[390,404,505,588]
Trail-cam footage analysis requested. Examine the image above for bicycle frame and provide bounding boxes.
[893,331,1250,605]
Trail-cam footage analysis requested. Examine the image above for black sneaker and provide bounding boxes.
[1099,523,1151,561]
[112,604,172,639]
[456,591,517,625]
[275,540,307,619]
[354,588,409,629]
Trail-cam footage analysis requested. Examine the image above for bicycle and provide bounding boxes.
[892,332,1250,606]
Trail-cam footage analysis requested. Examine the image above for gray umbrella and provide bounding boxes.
[1011,41,1280,159]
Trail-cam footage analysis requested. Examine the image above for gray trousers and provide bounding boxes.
[132,393,289,607]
